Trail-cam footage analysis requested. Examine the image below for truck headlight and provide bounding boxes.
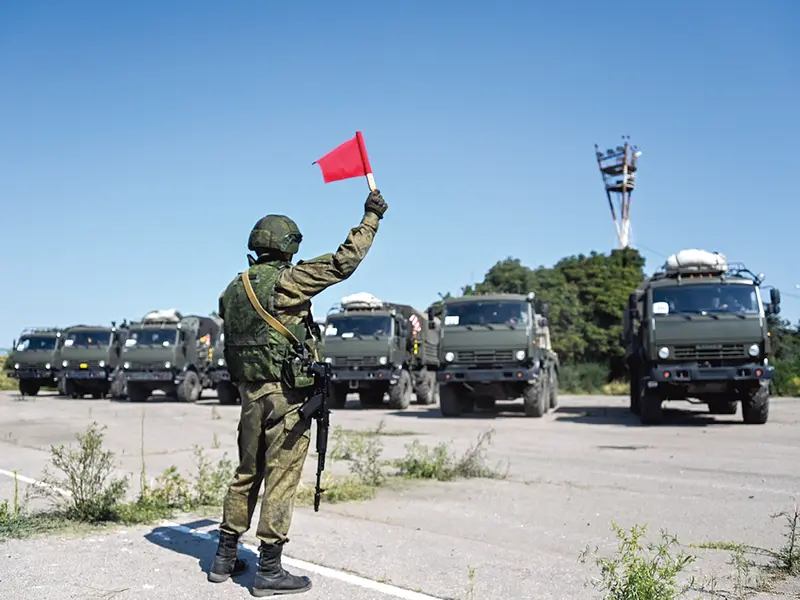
[218,358,225,366]
[123,362,130,369]
[14,363,19,369]
[324,357,332,364]
[45,363,51,370]
[445,352,455,362]
[62,360,68,367]
[379,356,388,365]
[658,347,669,359]
[164,361,171,369]
[748,344,760,357]
[98,360,105,368]
[515,350,525,361]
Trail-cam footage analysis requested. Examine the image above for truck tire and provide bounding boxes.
[414,370,436,405]
[388,370,412,410]
[332,384,348,409]
[741,385,769,424]
[707,399,738,415]
[217,381,240,405]
[523,379,546,418]
[177,371,201,403]
[639,385,663,425]
[19,380,40,396]
[628,368,640,414]
[439,384,462,417]
[549,370,559,409]
[127,382,149,403]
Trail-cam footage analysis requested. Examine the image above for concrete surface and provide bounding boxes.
[0,389,798,599]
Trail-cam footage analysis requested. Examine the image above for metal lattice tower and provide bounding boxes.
[594,136,642,249]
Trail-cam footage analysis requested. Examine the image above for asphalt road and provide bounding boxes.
[0,389,798,599]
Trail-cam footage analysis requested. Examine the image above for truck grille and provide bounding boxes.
[456,350,514,364]
[333,356,380,367]
[672,344,744,360]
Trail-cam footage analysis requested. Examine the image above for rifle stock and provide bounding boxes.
[299,361,332,512]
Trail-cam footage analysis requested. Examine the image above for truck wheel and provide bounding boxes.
[741,385,769,425]
[414,371,435,405]
[639,386,663,425]
[19,380,40,396]
[707,399,738,415]
[177,371,201,402]
[439,384,462,417]
[523,380,546,418]
[549,370,559,409]
[217,381,240,405]
[629,369,640,414]
[388,370,412,410]
[332,384,348,409]
[127,382,149,403]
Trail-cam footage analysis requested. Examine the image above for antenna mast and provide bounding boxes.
[594,136,642,248]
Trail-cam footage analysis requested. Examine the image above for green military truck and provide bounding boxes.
[4,327,65,396]
[623,249,780,425]
[433,292,559,417]
[205,323,241,406]
[59,322,130,399]
[322,292,441,409]
[121,309,221,403]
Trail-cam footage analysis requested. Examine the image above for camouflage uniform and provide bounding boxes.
[209,190,387,597]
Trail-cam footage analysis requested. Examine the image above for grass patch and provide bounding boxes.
[0,357,18,392]
[297,420,509,508]
[0,419,235,540]
[579,522,697,600]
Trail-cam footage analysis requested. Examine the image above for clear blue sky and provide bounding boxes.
[1,1,798,346]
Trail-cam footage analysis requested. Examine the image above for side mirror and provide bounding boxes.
[771,288,781,307]
[12,339,16,350]
[427,307,435,321]
[540,302,550,317]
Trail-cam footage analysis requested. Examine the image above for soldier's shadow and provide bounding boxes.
[144,521,258,592]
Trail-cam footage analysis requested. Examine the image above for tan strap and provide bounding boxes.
[240,271,319,362]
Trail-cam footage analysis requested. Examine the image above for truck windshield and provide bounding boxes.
[325,315,392,337]
[443,301,528,326]
[15,336,57,351]
[65,330,111,347]
[127,329,179,346]
[652,283,760,315]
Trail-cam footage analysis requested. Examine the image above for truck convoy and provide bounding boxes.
[120,309,222,403]
[59,322,130,399]
[433,292,559,417]
[4,327,65,396]
[623,249,780,425]
[322,292,441,409]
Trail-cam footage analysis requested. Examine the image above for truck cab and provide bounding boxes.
[5,327,64,396]
[434,292,559,417]
[121,309,220,403]
[59,322,130,399]
[624,249,778,425]
[322,292,440,410]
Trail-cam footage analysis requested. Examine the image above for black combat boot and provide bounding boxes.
[208,530,248,583]
[251,542,312,597]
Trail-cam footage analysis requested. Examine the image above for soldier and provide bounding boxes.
[208,189,388,596]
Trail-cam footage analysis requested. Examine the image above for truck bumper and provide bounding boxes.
[330,368,395,386]
[437,366,538,384]
[649,362,774,384]
[65,368,110,381]
[10,368,57,381]
[123,370,175,383]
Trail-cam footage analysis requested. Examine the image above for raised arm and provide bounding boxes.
[275,190,388,309]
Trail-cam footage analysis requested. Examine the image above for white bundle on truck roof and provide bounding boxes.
[142,308,183,323]
[665,249,728,273]
[341,292,383,309]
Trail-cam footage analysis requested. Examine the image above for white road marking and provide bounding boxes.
[0,468,445,600]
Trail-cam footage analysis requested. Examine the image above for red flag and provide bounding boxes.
[313,131,373,184]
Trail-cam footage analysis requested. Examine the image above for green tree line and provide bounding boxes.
[432,247,800,396]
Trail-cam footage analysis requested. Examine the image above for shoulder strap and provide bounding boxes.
[240,271,301,348]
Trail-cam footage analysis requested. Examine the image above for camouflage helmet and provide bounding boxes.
[247,214,303,255]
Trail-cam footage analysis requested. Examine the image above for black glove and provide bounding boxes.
[364,189,388,219]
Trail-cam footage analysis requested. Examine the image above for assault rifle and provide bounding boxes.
[298,360,332,512]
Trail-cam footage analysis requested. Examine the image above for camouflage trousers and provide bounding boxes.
[220,381,312,545]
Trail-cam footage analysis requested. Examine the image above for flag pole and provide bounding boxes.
[355,131,376,191]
